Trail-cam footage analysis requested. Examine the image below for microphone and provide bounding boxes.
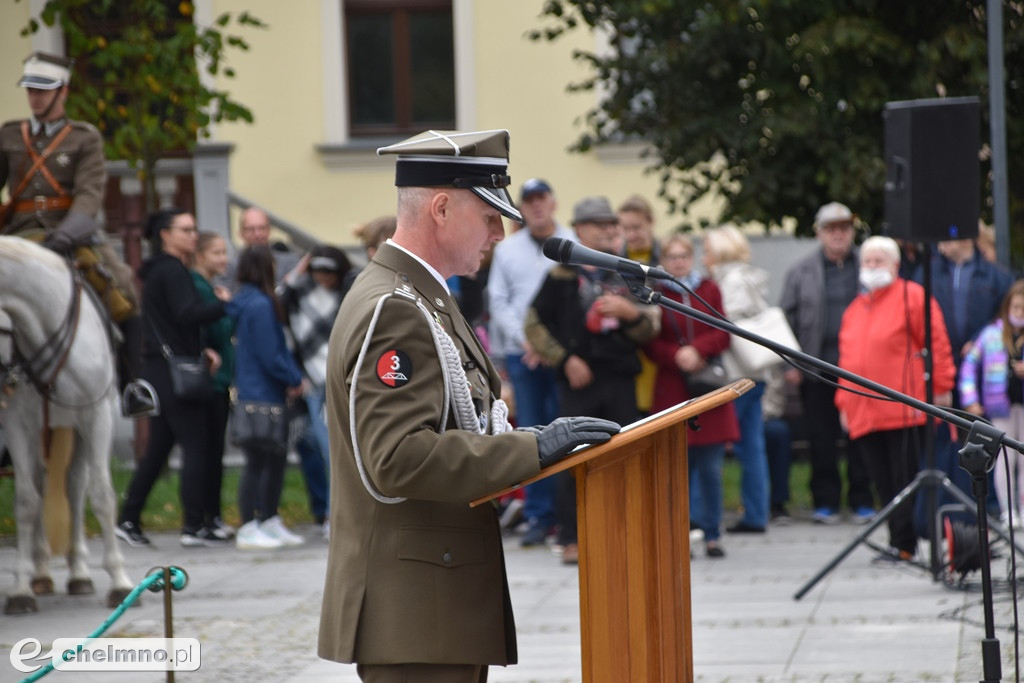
[542,237,675,281]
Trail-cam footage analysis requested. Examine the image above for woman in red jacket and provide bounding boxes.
[646,234,739,557]
[835,236,955,560]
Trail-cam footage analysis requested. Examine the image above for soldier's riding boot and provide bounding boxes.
[117,315,159,419]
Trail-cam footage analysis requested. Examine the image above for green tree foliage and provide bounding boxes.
[532,1,1024,240]
[20,0,264,203]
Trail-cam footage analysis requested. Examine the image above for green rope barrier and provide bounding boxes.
[19,566,188,683]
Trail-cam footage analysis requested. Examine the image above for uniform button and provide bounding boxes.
[401,274,409,282]
[442,551,453,564]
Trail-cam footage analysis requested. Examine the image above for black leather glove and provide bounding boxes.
[518,416,621,468]
[43,230,74,253]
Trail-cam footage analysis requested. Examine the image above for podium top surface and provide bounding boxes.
[470,379,753,507]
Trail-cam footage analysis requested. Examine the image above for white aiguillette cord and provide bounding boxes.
[350,293,513,505]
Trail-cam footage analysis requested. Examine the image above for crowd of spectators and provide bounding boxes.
[116,207,374,550]
[485,187,1019,563]
[112,189,1021,565]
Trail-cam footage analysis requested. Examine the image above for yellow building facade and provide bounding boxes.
[1,0,720,246]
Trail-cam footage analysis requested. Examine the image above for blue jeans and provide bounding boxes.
[689,443,725,542]
[732,382,769,528]
[295,385,330,523]
[506,353,560,529]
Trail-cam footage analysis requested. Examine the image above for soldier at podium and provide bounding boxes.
[316,129,619,683]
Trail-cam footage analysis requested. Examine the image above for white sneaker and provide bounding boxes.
[321,520,330,541]
[236,520,283,550]
[213,516,236,536]
[260,515,305,546]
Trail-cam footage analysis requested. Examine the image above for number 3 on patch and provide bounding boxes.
[376,349,412,388]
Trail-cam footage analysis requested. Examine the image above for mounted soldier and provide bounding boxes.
[0,51,157,418]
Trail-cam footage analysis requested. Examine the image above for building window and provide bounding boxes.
[345,0,455,137]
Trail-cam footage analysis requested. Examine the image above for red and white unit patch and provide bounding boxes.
[376,350,412,387]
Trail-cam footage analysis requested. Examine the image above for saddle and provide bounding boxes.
[71,244,136,323]
[19,229,136,323]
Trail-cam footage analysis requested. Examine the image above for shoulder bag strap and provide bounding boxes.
[143,312,174,360]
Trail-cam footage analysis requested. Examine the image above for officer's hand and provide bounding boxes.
[518,416,621,468]
[43,230,74,253]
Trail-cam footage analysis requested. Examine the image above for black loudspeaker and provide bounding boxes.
[882,97,980,242]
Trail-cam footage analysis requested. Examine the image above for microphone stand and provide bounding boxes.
[622,276,1021,683]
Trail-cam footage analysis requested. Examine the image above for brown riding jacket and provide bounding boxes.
[0,118,106,233]
[318,242,540,666]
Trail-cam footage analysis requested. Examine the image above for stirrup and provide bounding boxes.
[121,379,160,419]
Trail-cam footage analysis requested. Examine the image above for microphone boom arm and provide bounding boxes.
[636,285,1024,457]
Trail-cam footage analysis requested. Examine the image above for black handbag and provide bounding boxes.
[167,356,215,403]
[146,315,214,403]
[685,356,730,395]
[230,400,288,448]
[665,299,732,396]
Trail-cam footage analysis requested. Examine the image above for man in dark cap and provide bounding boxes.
[0,52,157,418]
[524,195,660,564]
[317,129,620,682]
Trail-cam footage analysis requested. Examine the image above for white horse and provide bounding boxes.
[0,236,132,614]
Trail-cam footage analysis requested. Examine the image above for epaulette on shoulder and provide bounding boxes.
[69,120,101,135]
[550,264,577,280]
[391,279,418,302]
[0,119,26,131]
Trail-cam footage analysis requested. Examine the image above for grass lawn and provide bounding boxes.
[0,462,315,540]
[0,455,815,540]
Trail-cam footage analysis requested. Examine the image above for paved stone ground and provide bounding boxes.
[1,515,1022,682]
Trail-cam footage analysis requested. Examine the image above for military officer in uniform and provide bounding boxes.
[317,129,621,683]
[0,52,157,418]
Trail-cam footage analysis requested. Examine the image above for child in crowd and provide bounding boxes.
[960,279,1024,528]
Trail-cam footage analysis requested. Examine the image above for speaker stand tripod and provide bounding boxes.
[794,247,1024,603]
[793,463,1024,600]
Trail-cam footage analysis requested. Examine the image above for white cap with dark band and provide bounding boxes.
[17,52,72,90]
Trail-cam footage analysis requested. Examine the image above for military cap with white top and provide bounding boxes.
[377,129,522,223]
[17,51,73,90]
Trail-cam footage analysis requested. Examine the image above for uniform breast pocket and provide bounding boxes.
[397,525,485,569]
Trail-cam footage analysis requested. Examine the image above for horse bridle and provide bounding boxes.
[0,263,85,401]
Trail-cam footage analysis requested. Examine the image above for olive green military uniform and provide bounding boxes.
[318,242,541,666]
[0,117,137,308]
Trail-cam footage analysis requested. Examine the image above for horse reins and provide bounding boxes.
[0,263,85,459]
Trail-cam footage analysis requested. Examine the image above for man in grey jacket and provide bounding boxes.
[779,202,873,525]
[488,178,574,546]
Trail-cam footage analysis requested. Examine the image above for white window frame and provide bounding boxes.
[317,0,475,169]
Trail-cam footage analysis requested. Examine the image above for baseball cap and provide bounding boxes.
[520,178,552,201]
[377,129,522,223]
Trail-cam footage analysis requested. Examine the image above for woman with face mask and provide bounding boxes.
[834,236,956,561]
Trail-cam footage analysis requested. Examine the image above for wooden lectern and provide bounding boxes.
[473,379,752,682]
